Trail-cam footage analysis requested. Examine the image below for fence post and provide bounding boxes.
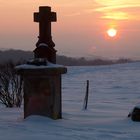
[83,80,89,110]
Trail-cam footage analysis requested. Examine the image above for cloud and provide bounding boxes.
[64,12,81,17]
[92,0,140,20]
[95,4,140,12]
[102,11,129,20]
[94,0,140,8]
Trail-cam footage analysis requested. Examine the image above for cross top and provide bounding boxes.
[34,6,57,47]
[33,6,57,63]
[34,6,57,23]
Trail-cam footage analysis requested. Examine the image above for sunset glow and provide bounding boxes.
[0,0,140,59]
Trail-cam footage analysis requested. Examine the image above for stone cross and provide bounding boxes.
[16,6,67,120]
[34,6,57,63]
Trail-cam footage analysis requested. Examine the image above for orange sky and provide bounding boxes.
[0,0,140,59]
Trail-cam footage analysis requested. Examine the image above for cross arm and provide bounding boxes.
[34,12,57,22]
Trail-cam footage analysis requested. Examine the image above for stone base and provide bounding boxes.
[16,64,67,119]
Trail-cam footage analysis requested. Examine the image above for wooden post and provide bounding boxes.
[83,80,89,110]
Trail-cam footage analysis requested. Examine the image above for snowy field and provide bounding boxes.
[0,62,140,140]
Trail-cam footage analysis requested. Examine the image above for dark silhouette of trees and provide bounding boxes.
[56,55,132,66]
[0,49,133,66]
[0,62,23,107]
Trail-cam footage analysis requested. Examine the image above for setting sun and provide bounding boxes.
[107,28,117,37]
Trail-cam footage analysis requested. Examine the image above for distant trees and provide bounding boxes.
[0,49,133,66]
[0,49,33,63]
[0,62,23,107]
[115,58,132,64]
[56,55,132,66]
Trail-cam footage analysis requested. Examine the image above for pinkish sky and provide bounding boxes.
[0,0,140,59]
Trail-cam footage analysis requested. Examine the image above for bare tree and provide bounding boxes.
[0,62,23,107]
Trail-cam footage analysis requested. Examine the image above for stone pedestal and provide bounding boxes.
[16,63,67,119]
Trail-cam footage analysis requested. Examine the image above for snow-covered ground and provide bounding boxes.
[0,62,140,140]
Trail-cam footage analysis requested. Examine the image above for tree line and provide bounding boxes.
[56,55,132,66]
[0,49,133,66]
